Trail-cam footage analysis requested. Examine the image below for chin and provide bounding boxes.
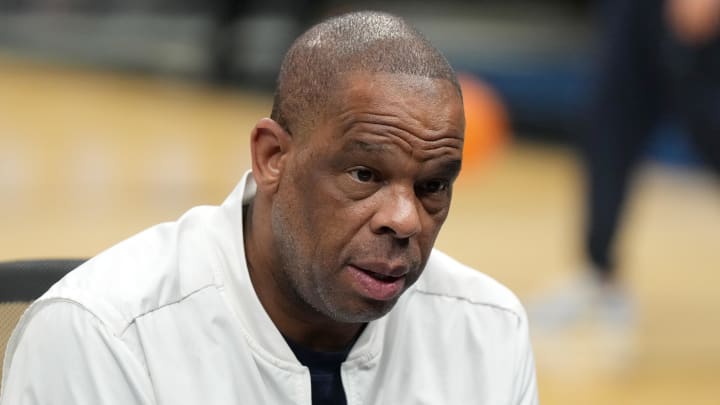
[328,298,398,324]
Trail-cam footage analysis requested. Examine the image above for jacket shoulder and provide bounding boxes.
[412,249,525,322]
[35,205,228,335]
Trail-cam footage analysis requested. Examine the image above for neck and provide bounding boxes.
[279,317,365,352]
[243,200,365,351]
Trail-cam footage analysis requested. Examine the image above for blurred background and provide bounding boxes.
[1,0,719,403]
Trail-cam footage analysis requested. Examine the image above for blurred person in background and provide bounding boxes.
[532,0,720,330]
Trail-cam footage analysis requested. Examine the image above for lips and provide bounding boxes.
[346,263,408,301]
[362,271,401,282]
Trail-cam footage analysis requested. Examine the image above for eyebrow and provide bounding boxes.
[438,159,462,179]
[343,140,389,154]
[344,140,462,178]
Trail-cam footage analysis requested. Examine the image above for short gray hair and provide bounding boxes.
[270,11,460,137]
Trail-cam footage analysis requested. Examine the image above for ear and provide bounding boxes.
[250,118,293,194]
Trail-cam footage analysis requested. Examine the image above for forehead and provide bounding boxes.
[322,72,465,141]
[325,71,465,142]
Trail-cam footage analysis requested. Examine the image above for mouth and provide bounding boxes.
[346,264,407,301]
[359,268,403,282]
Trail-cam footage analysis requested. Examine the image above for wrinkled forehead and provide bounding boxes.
[325,71,465,134]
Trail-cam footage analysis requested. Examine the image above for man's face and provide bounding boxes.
[270,72,464,324]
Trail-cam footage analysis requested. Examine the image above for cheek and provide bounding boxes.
[303,175,373,237]
[306,201,364,254]
[286,187,344,263]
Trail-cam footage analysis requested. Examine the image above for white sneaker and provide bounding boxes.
[527,268,638,375]
[593,280,635,327]
[528,267,637,328]
[527,269,604,330]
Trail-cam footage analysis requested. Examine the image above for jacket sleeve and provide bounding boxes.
[511,308,539,405]
[1,300,156,405]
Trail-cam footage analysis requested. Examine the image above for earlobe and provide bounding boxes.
[250,118,292,193]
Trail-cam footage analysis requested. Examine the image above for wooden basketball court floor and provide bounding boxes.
[1,56,719,403]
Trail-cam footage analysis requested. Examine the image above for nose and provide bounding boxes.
[370,185,422,240]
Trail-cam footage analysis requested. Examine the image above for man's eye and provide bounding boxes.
[419,179,449,195]
[348,168,377,183]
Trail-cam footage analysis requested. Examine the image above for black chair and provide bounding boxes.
[0,258,86,381]
[0,259,86,301]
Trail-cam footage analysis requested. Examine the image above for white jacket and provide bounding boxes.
[1,172,537,405]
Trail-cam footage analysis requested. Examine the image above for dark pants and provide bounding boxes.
[583,0,720,277]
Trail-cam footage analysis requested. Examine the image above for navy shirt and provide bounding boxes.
[284,337,351,405]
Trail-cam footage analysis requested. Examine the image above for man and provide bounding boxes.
[1,11,537,405]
